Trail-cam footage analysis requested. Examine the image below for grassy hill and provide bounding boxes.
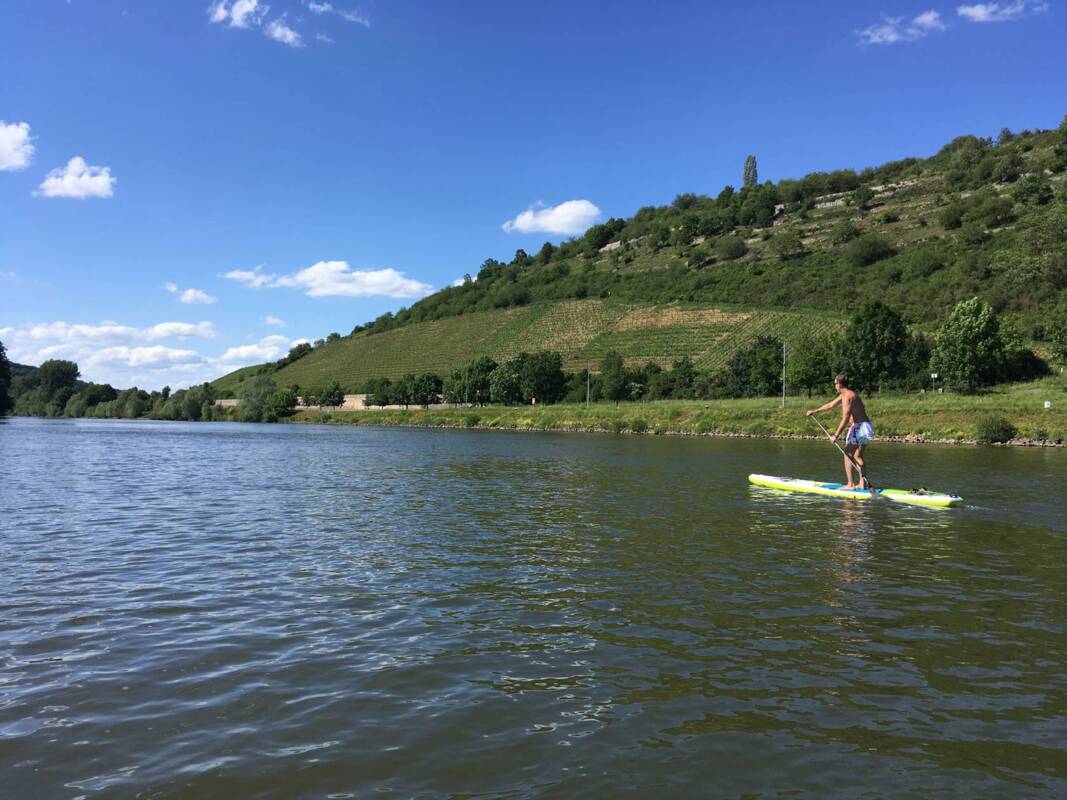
[213,301,843,395]
[214,116,1067,394]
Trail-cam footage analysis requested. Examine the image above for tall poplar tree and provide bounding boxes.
[743,155,758,188]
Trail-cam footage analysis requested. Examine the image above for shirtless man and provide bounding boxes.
[806,373,873,490]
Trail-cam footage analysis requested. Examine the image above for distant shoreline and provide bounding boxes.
[287,394,1067,448]
[299,418,1066,447]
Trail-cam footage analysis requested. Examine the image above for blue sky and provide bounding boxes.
[1,0,1064,389]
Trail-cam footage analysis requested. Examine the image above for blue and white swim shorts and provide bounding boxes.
[846,421,874,446]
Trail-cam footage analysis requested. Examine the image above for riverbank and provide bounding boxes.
[290,378,1067,446]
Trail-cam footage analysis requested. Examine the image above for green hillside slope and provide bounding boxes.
[214,116,1067,394]
[213,301,842,395]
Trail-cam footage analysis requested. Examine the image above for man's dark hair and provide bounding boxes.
[835,373,849,387]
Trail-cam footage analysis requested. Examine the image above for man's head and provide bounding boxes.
[834,373,849,390]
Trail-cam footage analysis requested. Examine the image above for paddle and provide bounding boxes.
[808,414,875,494]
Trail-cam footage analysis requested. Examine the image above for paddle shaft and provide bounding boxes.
[809,414,872,490]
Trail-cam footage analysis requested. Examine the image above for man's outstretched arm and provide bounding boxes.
[805,395,842,417]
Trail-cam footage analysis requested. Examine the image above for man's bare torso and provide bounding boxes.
[841,388,870,426]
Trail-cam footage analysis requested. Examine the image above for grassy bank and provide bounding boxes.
[290,376,1067,444]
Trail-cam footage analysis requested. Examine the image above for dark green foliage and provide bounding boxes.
[738,184,778,227]
[725,335,783,398]
[0,339,12,416]
[976,414,1016,444]
[1012,174,1053,206]
[852,186,874,210]
[903,248,945,279]
[514,351,566,404]
[837,301,909,391]
[940,203,964,229]
[13,359,81,416]
[278,342,313,368]
[743,155,758,188]
[364,377,394,406]
[600,351,627,403]
[896,333,934,391]
[771,231,804,259]
[409,373,443,407]
[443,356,497,405]
[845,235,895,267]
[787,333,835,397]
[269,387,299,418]
[237,375,278,422]
[1049,302,1067,364]
[537,242,556,264]
[992,152,1024,183]
[316,381,345,408]
[829,220,860,245]
[715,235,747,260]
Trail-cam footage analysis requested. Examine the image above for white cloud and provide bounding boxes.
[225,260,433,298]
[266,18,303,46]
[165,282,217,304]
[145,321,218,339]
[0,270,17,281]
[502,199,601,236]
[307,1,370,26]
[220,334,292,363]
[957,2,1039,22]
[207,0,268,28]
[857,10,946,44]
[223,266,276,288]
[0,121,34,171]
[264,315,286,327]
[0,320,225,390]
[36,156,115,199]
[912,10,948,31]
[88,346,205,369]
[273,261,433,298]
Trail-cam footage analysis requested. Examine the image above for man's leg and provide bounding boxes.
[843,447,855,488]
[853,444,867,489]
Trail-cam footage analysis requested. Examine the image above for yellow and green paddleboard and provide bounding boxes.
[748,474,963,509]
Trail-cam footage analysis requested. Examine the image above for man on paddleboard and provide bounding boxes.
[806,373,873,490]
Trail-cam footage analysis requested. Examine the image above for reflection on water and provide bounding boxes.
[1,417,1066,799]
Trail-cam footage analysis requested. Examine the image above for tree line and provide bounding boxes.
[0,295,1059,423]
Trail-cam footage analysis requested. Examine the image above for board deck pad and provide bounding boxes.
[748,474,963,509]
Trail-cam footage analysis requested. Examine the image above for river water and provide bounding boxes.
[1,417,1065,798]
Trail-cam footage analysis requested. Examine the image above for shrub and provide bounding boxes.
[1012,174,1054,206]
[845,234,895,267]
[829,220,860,245]
[976,415,1016,444]
[940,204,964,230]
[715,235,748,260]
[630,418,649,434]
[464,413,481,428]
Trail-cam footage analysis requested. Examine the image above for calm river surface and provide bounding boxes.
[2,417,1066,798]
